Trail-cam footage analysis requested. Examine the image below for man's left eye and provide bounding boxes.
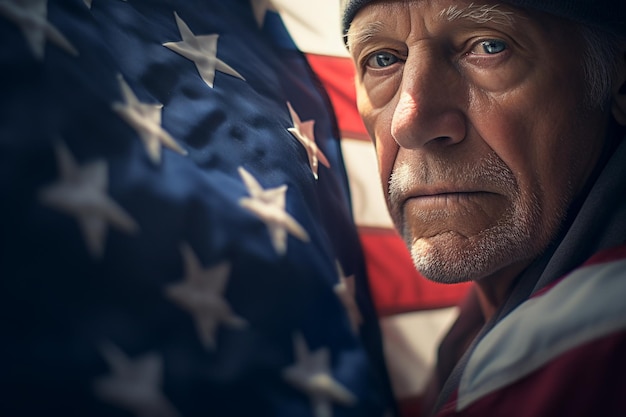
[366,52,399,68]
[472,39,507,54]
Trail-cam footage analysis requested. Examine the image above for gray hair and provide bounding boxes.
[579,25,625,108]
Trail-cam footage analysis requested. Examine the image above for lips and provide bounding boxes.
[388,155,518,223]
[399,190,506,222]
[406,190,491,206]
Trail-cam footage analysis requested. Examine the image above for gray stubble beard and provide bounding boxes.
[389,152,551,284]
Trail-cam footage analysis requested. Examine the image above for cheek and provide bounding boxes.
[532,110,605,207]
[468,93,532,177]
[474,90,604,223]
[357,89,399,196]
[375,136,399,198]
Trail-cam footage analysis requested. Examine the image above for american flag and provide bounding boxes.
[0,0,395,416]
[271,1,472,415]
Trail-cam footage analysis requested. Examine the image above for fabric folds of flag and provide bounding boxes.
[0,1,394,416]
[272,1,472,415]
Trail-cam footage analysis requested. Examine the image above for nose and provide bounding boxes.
[390,54,466,149]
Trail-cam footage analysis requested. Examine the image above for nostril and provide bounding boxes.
[432,136,457,145]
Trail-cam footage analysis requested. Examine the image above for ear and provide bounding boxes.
[611,46,626,126]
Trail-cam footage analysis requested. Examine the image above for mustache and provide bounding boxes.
[388,152,518,213]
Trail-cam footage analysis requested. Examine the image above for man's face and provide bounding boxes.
[348,0,609,283]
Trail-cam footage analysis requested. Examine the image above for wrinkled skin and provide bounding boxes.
[347,0,613,309]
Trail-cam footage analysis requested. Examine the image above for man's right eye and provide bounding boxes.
[366,52,398,68]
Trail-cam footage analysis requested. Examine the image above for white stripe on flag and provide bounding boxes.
[340,138,394,229]
[272,0,350,58]
[381,307,460,398]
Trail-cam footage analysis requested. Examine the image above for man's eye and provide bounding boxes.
[472,40,507,55]
[366,52,399,68]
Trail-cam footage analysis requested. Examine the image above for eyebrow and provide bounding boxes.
[439,3,516,26]
[346,20,385,51]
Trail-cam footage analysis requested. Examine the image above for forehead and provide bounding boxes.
[347,0,536,46]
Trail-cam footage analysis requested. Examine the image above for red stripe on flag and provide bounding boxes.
[305,53,369,141]
[359,228,471,316]
[397,395,424,417]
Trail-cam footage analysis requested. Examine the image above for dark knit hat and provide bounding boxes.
[341,0,626,37]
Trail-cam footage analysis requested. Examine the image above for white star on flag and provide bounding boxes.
[112,74,187,164]
[38,141,139,258]
[283,333,357,417]
[238,166,310,255]
[333,260,363,334]
[250,0,275,28]
[165,243,247,350]
[163,11,245,89]
[94,342,180,417]
[0,0,78,60]
[287,101,330,180]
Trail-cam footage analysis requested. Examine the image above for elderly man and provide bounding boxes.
[342,0,626,415]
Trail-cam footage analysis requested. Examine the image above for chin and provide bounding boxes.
[404,203,548,284]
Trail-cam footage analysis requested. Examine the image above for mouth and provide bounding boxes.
[393,190,507,236]
[413,190,490,199]
[402,191,498,211]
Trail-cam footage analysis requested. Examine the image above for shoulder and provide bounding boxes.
[442,245,626,416]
